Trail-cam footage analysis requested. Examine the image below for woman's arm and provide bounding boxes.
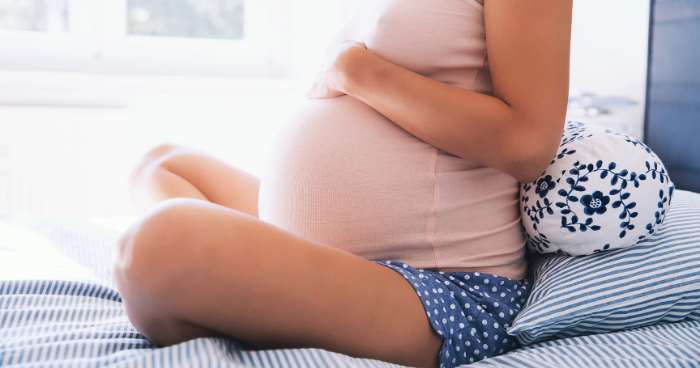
[341,0,573,183]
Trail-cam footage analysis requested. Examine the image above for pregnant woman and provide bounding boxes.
[114,1,572,367]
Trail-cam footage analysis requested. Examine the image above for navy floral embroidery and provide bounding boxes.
[561,121,589,147]
[535,175,556,198]
[521,121,674,254]
[605,129,654,154]
[592,243,612,254]
[581,191,610,215]
[644,187,674,238]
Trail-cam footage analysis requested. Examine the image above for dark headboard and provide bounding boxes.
[645,0,700,192]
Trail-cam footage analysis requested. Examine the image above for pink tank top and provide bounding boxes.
[259,0,528,279]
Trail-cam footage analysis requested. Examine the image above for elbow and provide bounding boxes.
[506,148,556,183]
[500,122,564,183]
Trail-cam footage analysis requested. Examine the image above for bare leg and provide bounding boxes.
[123,144,263,341]
[129,144,260,217]
[115,199,442,368]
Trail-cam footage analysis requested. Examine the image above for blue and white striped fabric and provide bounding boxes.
[509,189,700,345]
[2,279,700,368]
[474,319,700,368]
[0,280,400,367]
[2,194,700,368]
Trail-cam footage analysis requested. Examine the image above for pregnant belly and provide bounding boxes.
[258,96,438,259]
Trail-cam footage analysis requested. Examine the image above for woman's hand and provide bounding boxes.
[306,41,368,99]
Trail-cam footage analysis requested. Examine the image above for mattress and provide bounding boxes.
[1,212,699,368]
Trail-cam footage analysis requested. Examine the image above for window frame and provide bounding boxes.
[0,0,291,77]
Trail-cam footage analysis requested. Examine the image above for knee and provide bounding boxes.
[114,199,202,337]
[129,143,186,186]
[142,143,182,165]
[115,198,201,289]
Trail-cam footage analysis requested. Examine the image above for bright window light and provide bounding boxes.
[0,0,289,77]
[0,0,653,220]
[126,0,245,40]
[0,0,69,32]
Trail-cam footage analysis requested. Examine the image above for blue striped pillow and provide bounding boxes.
[509,189,700,345]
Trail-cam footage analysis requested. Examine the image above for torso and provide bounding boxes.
[258,0,528,279]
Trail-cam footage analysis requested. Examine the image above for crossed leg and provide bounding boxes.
[127,144,260,217]
[115,145,442,368]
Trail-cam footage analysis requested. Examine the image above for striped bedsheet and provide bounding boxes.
[510,188,700,344]
[2,205,700,368]
[2,279,700,368]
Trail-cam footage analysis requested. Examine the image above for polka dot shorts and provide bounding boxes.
[376,260,531,368]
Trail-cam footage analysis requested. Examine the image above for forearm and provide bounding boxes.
[343,51,558,183]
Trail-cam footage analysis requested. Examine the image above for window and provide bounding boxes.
[127,0,245,40]
[0,0,289,77]
[0,0,68,32]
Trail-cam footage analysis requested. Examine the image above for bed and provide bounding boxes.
[2,207,700,368]
[4,0,700,366]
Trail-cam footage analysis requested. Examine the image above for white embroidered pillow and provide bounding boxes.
[520,121,675,256]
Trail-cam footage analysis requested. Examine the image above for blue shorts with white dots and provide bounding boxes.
[376,260,531,368]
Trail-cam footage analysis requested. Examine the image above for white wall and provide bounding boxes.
[568,0,651,138]
[570,0,650,98]
[0,78,300,219]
